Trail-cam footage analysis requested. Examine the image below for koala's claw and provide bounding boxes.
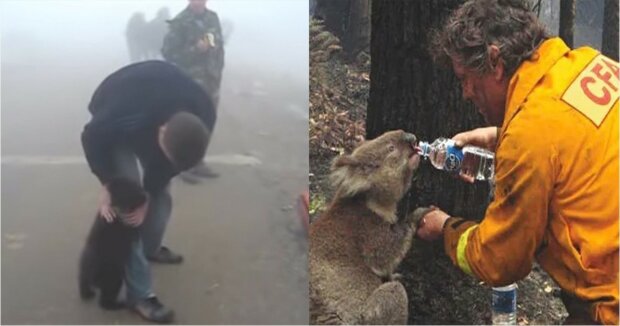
[407,207,435,227]
[381,273,403,283]
[390,273,403,282]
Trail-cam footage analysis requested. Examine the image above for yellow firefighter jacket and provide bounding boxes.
[443,38,619,324]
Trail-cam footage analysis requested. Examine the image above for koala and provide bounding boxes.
[309,130,428,325]
[79,177,147,310]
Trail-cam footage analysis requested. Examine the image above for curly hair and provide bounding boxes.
[430,0,550,77]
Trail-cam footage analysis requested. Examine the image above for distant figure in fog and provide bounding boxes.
[162,0,225,181]
[145,7,171,58]
[126,7,171,62]
[126,12,147,62]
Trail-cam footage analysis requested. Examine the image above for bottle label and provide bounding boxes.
[444,142,464,173]
[492,287,517,314]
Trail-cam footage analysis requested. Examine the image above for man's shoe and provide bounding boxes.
[147,246,184,264]
[179,171,202,185]
[132,296,174,324]
[190,163,220,179]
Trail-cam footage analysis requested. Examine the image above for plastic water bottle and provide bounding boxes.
[492,283,517,325]
[417,137,495,181]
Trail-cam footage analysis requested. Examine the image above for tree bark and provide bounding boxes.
[602,0,619,60]
[314,0,348,38]
[368,0,492,324]
[346,0,371,56]
[559,0,575,48]
[314,0,371,60]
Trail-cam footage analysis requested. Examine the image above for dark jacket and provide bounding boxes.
[81,60,216,192]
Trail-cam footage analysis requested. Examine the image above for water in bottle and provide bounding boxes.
[417,137,494,181]
[462,145,495,181]
[492,283,517,325]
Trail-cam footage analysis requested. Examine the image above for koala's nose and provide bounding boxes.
[403,133,417,144]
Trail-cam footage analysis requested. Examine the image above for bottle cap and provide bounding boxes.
[417,141,429,158]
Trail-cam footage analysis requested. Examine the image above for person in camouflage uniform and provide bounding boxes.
[162,0,224,180]
[162,0,224,107]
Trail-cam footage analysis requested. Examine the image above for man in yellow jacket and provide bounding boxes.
[416,0,619,324]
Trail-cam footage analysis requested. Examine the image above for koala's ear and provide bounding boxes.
[330,154,372,199]
[330,155,356,190]
[331,154,359,169]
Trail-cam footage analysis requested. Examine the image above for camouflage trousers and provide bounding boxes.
[185,71,221,159]
[180,73,221,181]
[188,71,221,111]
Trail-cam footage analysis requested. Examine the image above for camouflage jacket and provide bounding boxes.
[161,7,225,83]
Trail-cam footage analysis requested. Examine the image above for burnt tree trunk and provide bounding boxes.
[559,0,575,48]
[347,0,371,56]
[602,0,619,60]
[315,0,371,60]
[368,1,493,324]
[314,0,349,37]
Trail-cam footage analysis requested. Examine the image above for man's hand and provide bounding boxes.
[196,39,210,52]
[98,185,116,223]
[452,127,498,183]
[416,206,450,241]
[452,127,498,151]
[125,198,149,227]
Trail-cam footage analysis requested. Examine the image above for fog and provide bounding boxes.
[1,0,309,76]
[1,0,309,156]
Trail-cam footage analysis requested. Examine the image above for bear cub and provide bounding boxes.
[79,177,147,310]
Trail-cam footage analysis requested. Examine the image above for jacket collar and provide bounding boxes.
[501,37,571,135]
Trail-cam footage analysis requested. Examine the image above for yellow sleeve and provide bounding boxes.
[444,116,556,286]
[443,217,478,276]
